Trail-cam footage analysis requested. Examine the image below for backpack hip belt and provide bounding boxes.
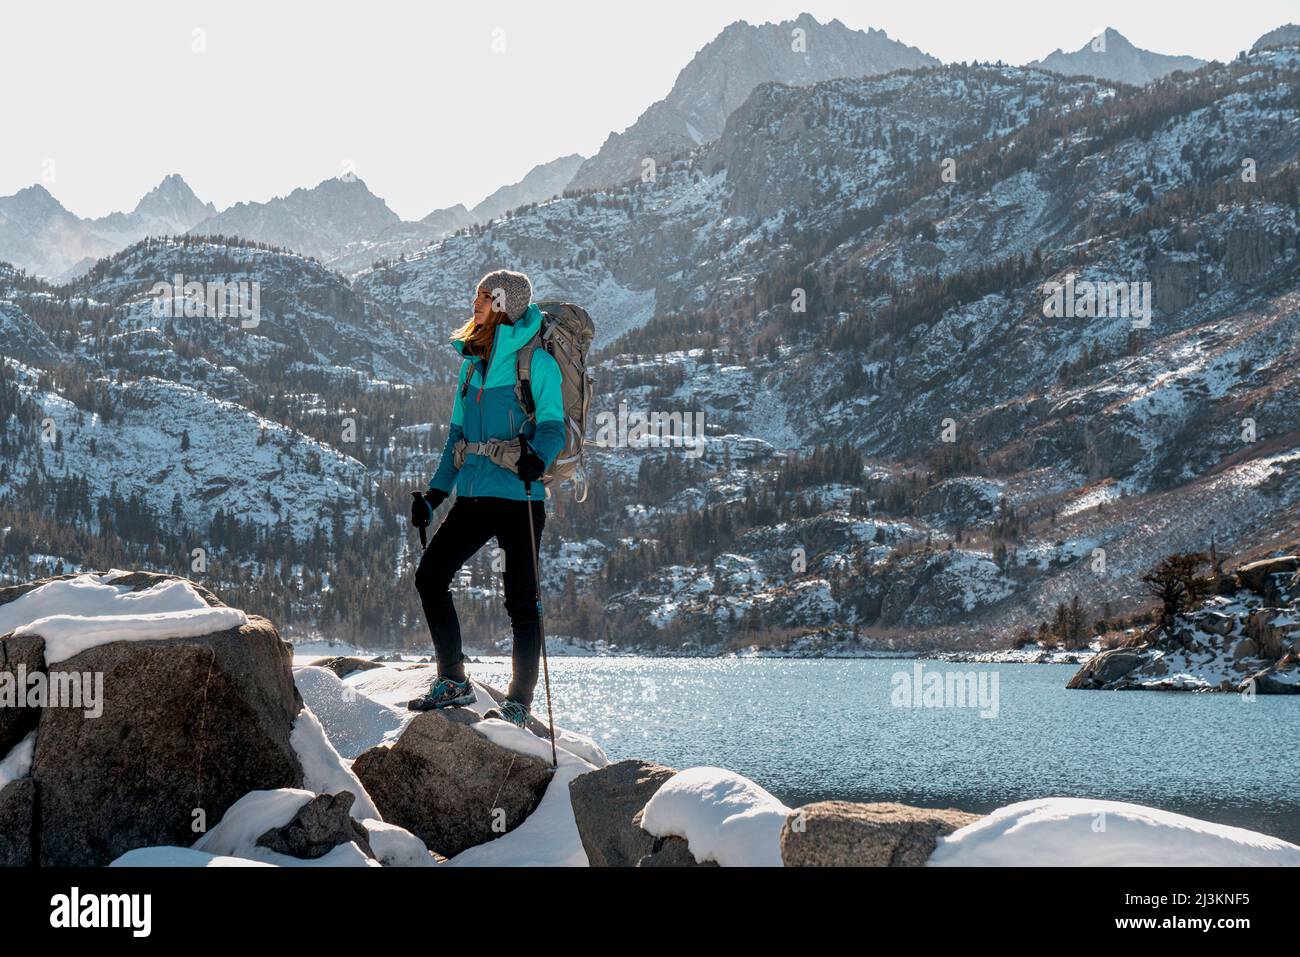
[453,437,522,473]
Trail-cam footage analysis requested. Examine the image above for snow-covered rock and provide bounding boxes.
[568,758,695,867]
[350,708,555,859]
[929,798,1300,866]
[189,788,378,868]
[1068,564,1300,692]
[0,573,306,866]
[639,765,792,866]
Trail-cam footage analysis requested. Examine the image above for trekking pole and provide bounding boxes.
[524,480,558,768]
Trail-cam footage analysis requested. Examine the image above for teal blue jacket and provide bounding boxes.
[428,303,566,501]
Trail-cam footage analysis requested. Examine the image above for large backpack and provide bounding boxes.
[515,301,595,502]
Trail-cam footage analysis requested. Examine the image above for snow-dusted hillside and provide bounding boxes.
[68,236,436,386]
[5,362,372,540]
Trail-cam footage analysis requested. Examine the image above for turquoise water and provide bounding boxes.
[468,656,1300,843]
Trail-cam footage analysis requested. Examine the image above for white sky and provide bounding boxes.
[3,0,1296,220]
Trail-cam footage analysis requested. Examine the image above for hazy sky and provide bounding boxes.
[3,0,1296,220]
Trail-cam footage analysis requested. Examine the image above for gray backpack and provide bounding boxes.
[515,301,595,502]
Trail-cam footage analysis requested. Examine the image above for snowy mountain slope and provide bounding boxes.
[1029,28,1206,85]
[760,52,1300,446]
[3,360,373,541]
[358,66,1108,349]
[324,212,475,278]
[0,298,61,367]
[567,13,939,191]
[355,179,702,348]
[471,154,585,223]
[64,237,437,385]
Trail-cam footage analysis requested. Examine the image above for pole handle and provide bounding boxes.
[412,491,428,548]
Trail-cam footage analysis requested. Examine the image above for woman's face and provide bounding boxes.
[472,286,496,326]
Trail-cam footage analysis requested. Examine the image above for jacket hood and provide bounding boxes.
[452,303,542,365]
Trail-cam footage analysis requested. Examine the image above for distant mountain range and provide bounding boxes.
[1028,27,1207,86]
[89,174,217,249]
[0,175,213,280]
[1,17,1293,282]
[0,157,591,281]
[187,175,402,262]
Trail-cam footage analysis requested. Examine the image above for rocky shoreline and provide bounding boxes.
[3,570,1299,867]
[1067,556,1300,693]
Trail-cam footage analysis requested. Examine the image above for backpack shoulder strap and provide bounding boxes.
[514,332,543,419]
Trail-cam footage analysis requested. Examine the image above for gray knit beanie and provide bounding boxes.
[477,269,533,322]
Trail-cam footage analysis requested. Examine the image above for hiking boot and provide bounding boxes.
[408,675,474,711]
[485,699,529,728]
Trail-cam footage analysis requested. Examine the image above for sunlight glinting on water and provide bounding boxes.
[468,655,1300,842]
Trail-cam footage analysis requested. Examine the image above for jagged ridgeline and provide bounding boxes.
[3,44,1300,652]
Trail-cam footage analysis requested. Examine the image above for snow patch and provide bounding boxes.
[292,665,404,758]
[0,574,246,664]
[111,847,275,867]
[289,706,382,821]
[0,730,36,788]
[361,819,435,867]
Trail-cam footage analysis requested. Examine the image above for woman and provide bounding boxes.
[409,269,565,727]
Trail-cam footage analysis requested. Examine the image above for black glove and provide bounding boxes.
[410,488,446,527]
[516,436,545,484]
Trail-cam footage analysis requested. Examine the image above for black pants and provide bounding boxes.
[414,495,546,706]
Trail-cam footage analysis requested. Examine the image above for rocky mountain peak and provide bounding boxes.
[2,184,68,222]
[470,153,585,222]
[566,14,938,191]
[1029,26,1206,85]
[131,173,215,225]
[187,175,400,260]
